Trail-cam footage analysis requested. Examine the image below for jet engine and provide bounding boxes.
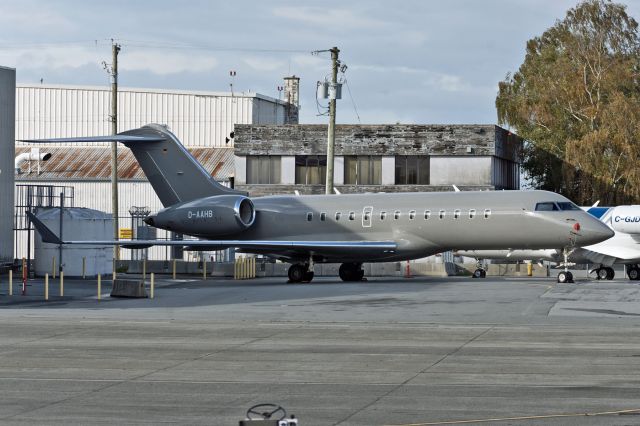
[145,195,256,237]
[609,206,640,234]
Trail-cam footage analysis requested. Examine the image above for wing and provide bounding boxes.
[26,211,396,256]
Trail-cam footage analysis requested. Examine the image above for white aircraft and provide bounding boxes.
[458,205,640,281]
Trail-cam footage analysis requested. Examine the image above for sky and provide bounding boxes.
[1,0,639,125]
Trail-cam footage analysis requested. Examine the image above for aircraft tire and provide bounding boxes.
[557,271,569,283]
[339,263,363,282]
[472,269,483,279]
[288,264,306,283]
[605,267,615,280]
[597,268,609,280]
[303,271,314,282]
[480,269,487,278]
[628,267,640,281]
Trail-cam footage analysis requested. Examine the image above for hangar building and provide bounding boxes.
[0,67,15,268]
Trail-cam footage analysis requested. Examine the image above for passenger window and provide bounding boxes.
[424,210,431,220]
[364,212,370,221]
[439,210,445,219]
[380,211,387,220]
[320,212,326,221]
[307,212,313,221]
[535,202,559,211]
[394,210,401,220]
[484,209,491,219]
[335,212,341,221]
[454,209,461,219]
[409,210,416,220]
[349,211,355,220]
[469,209,476,219]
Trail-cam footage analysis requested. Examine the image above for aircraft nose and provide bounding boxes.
[578,216,614,245]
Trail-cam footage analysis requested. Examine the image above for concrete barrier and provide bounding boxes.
[111,279,148,298]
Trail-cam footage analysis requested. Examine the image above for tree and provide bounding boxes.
[496,0,640,204]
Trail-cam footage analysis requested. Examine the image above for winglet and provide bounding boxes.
[592,200,600,207]
[452,185,461,192]
[26,211,63,244]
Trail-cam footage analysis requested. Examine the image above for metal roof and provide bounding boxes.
[15,146,235,181]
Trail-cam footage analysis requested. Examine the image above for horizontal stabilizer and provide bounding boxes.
[19,135,165,144]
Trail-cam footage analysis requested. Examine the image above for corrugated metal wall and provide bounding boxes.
[0,67,15,264]
[16,85,287,148]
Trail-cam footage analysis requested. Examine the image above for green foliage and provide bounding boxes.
[496,0,640,204]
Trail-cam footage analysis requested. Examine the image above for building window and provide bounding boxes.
[246,156,281,184]
[344,156,382,185]
[395,156,429,185]
[295,155,327,185]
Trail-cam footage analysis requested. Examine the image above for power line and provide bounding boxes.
[344,79,361,124]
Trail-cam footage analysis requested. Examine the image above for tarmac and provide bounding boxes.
[1,271,640,425]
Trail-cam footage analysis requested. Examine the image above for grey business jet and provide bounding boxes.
[24,124,614,283]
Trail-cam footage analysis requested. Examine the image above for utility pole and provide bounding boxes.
[110,42,121,259]
[325,46,339,195]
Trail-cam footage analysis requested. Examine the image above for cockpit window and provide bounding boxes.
[557,202,580,211]
[535,202,559,211]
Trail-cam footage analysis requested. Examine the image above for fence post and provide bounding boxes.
[60,271,64,297]
[97,274,101,301]
[150,273,155,299]
[45,273,49,301]
[203,258,207,280]
[112,259,116,281]
[8,270,12,296]
[82,257,86,279]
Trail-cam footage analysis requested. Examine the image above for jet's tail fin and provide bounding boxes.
[21,124,245,207]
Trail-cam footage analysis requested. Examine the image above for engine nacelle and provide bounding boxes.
[609,206,640,234]
[147,195,256,237]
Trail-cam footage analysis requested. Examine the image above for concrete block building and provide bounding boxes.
[233,124,521,196]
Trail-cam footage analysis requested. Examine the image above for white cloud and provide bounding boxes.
[120,51,218,75]
[0,45,102,70]
[242,56,282,72]
[273,6,388,29]
[349,63,471,92]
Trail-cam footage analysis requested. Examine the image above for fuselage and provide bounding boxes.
[153,190,613,264]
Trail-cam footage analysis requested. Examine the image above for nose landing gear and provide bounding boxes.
[557,247,575,283]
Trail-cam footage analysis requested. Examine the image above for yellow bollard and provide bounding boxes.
[44,273,49,301]
[8,270,12,296]
[60,271,64,297]
[52,257,56,279]
[97,274,101,301]
[82,257,86,279]
[142,259,146,282]
[527,262,533,277]
[252,257,256,278]
[150,273,155,299]
[203,258,207,280]
[112,258,116,281]
[172,259,177,280]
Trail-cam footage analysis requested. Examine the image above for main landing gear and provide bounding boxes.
[627,265,640,280]
[339,263,365,282]
[472,260,486,278]
[287,264,314,283]
[593,266,615,280]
